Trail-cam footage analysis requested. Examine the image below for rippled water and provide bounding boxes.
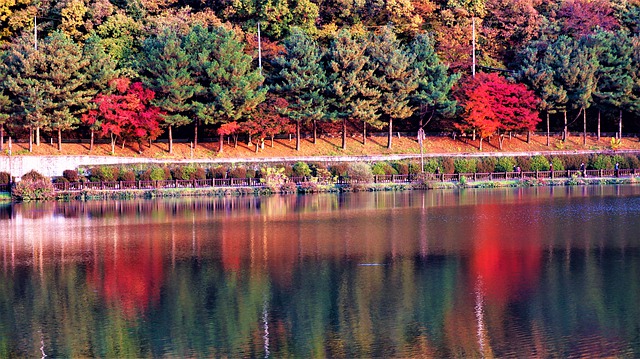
[0,186,639,357]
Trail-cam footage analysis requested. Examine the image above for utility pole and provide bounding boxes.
[257,22,262,76]
[472,16,475,78]
[34,16,37,51]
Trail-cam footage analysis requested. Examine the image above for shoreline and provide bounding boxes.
[43,176,638,202]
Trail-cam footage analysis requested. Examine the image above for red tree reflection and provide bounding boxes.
[470,203,542,304]
[89,230,164,318]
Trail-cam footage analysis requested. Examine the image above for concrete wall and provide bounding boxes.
[2,149,639,179]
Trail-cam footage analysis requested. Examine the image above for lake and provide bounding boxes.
[1,186,639,357]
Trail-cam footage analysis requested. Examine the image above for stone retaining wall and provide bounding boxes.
[1,149,640,179]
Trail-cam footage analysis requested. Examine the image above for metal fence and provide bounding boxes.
[0,169,636,194]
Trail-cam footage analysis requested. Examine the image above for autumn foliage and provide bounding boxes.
[455,73,540,150]
[82,78,162,154]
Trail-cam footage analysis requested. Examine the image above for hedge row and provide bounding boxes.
[49,153,640,184]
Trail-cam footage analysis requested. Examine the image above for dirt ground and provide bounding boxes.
[4,133,640,159]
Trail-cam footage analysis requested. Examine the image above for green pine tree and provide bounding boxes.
[81,35,119,151]
[408,33,459,136]
[271,27,327,151]
[326,29,379,150]
[190,25,266,153]
[591,30,634,140]
[367,26,417,149]
[516,38,569,145]
[139,27,200,153]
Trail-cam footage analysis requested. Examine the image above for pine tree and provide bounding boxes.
[516,39,568,145]
[81,35,119,151]
[590,30,634,140]
[189,25,266,153]
[139,27,200,154]
[408,33,459,134]
[271,27,327,151]
[326,29,379,150]
[552,35,598,145]
[367,26,417,149]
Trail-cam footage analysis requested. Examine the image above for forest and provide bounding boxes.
[0,0,639,154]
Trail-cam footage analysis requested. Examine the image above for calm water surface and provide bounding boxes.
[1,186,639,357]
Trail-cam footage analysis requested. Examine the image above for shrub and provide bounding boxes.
[624,155,640,169]
[22,170,47,182]
[329,163,350,177]
[560,154,590,170]
[309,162,327,177]
[529,155,550,171]
[210,166,228,179]
[280,164,294,177]
[194,167,207,180]
[89,166,119,182]
[371,162,397,175]
[495,157,517,172]
[347,162,373,183]
[173,165,198,180]
[119,170,137,182]
[245,168,257,178]
[590,155,612,170]
[12,178,55,201]
[280,182,298,193]
[550,157,565,171]
[423,159,440,173]
[392,161,410,175]
[408,161,422,174]
[150,167,168,181]
[454,158,477,173]
[441,157,455,174]
[516,156,531,171]
[63,170,80,182]
[293,162,312,177]
[261,167,288,191]
[612,155,626,168]
[476,157,497,173]
[0,172,11,185]
[229,166,247,178]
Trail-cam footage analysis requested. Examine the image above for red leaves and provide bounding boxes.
[456,73,540,140]
[557,0,619,36]
[86,78,162,150]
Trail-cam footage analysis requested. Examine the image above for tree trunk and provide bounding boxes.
[472,129,476,141]
[387,119,393,149]
[619,109,623,140]
[90,130,94,152]
[546,112,550,146]
[313,120,317,145]
[110,133,116,154]
[234,135,238,148]
[168,125,173,154]
[29,127,33,153]
[36,127,40,146]
[194,120,198,149]
[582,107,586,146]
[597,110,601,141]
[563,110,568,141]
[342,119,347,150]
[57,129,62,151]
[498,131,504,150]
[254,137,259,153]
[271,135,274,148]
[363,122,367,146]
[0,126,4,152]
[527,131,531,143]
[218,133,224,153]
[479,137,483,151]
[296,121,301,151]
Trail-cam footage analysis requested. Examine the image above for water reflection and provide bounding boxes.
[0,186,639,357]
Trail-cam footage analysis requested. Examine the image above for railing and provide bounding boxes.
[33,168,639,193]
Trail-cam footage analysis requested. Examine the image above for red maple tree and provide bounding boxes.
[242,97,294,152]
[455,73,540,150]
[82,78,163,154]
